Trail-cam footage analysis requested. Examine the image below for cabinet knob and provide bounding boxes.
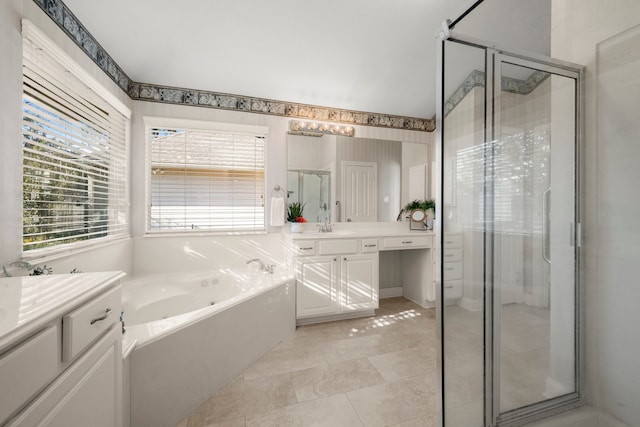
[343,257,347,261]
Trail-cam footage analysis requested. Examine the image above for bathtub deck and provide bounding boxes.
[176,297,438,427]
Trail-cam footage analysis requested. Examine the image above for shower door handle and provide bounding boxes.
[542,188,551,264]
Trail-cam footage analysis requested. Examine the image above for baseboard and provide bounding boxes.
[526,406,630,427]
[459,296,483,311]
[296,310,375,325]
[380,286,403,298]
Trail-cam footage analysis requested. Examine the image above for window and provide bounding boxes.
[21,21,130,253]
[146,119,267,233]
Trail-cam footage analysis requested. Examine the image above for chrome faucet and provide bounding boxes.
[319,220,333,233]
[246,258,275,274]
[9,261,53,276]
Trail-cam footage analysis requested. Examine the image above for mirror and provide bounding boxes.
[287,133,432,223]
[410,209,426,222]
[287,170,331,223]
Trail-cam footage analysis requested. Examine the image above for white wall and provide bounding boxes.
[551,1,640,425]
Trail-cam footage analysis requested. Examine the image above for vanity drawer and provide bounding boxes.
[443,280,463,299]
[380,235,432,250]
[318,239,358,256]
[443,248,463,262]
[294,241,317,256]
[0,325,59,422]
[62,285,121,362]
[443,262,462,280]
[361,239,379,253]
[443,234,463,249]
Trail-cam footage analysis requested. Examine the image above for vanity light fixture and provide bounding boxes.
[289,120,355,137]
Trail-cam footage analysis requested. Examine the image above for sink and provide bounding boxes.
[305,230,357,237]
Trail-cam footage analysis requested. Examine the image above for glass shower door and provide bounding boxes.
[439,37,582,426]
[493,56,579,422]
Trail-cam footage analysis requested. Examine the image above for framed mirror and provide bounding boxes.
[409,209,427,230]
[410,209,426,222]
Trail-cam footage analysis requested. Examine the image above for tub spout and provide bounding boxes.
[246,258,275,274]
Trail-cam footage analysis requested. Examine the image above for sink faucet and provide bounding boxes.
[319,220,333,233]
[246,258,275,274]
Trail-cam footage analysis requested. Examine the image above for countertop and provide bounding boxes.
[287,222,435,240]
[0,271,125,350]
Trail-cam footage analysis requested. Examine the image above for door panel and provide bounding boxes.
[495,58,577,415]
[342,161,377,222]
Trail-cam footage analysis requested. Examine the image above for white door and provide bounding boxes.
[342,161,377,222]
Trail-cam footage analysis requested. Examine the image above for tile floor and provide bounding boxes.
[176,297,438,427]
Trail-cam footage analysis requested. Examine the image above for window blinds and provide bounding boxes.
[148,126,266,232]
[22,28,129,252]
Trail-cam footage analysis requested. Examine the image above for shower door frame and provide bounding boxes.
[436,33,585,427]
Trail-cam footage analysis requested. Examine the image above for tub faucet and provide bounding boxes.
[246,258,275,274]
[9,261,53,276]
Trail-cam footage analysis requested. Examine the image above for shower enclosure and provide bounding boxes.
[437,30,582,427]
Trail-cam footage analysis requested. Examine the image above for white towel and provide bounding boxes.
[270,197,285,227]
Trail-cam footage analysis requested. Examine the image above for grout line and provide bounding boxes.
[345,392,367,427]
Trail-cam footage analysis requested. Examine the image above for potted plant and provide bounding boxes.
[287,202,307,233]
[400,199,436,228]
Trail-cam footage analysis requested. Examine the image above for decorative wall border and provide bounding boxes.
[130,82,435,132]
[33,0,132,93]
[444,69,550,116]
[32,0,435,132]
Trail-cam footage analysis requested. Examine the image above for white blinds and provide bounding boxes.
[148,126,266,232]
[22,31,129,252]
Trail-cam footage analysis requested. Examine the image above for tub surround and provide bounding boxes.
[121,267,295,348]
[0,272,124,426]
[128,277,295,427]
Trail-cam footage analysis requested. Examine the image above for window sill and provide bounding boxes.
[143,230,268,238]
[20,235,132,264]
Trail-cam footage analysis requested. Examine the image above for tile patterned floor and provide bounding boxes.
[176,297,438,427]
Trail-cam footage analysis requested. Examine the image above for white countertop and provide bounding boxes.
[0,271,125,350]
[287,222,435,240]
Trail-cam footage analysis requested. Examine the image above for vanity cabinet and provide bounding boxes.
[0,273,123,427]
[294,239,379,321]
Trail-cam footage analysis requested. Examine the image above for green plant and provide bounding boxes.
[404,199,435,212]
[287,202,306,222]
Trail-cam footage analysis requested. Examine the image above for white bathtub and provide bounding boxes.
[123,267,296,427]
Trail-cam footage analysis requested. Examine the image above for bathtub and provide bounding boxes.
[123,267,296,427]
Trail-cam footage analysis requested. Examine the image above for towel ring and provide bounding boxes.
[271,185,285,197]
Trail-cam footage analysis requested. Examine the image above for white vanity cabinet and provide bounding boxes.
[294,238,379,322]
[0,272,124,427]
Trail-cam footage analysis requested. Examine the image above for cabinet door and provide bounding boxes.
[9,326,122,427]
[341,253,379,311]
[296,256,339,318]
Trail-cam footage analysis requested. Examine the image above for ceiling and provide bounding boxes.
[62,0,550,119]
